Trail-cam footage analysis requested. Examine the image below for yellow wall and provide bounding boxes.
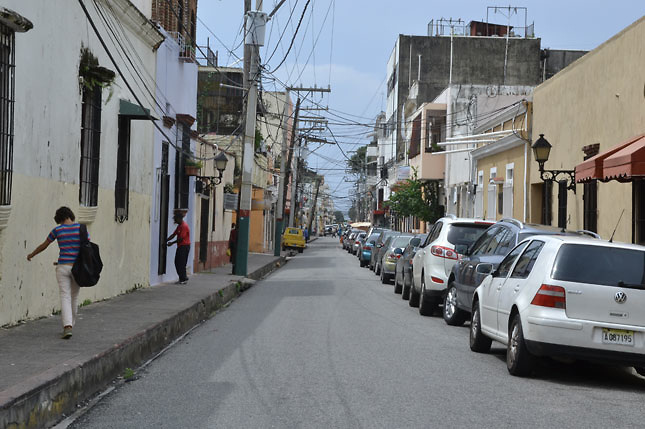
[249,188,266,253]
[477,144,527,222]
[532,16,645,242]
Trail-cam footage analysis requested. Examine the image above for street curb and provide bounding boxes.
[0,256,286,429]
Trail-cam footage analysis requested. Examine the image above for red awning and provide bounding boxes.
[575,134,645,183]
[603,135,645,182]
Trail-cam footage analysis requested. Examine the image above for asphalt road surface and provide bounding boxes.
[71,237,645,428]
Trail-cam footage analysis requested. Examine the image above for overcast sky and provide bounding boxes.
[196,1,645,215]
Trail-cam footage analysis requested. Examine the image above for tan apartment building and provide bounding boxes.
[531,16,645,243]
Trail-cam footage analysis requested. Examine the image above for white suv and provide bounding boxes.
[410,216,493,316]
[470,234,645,377]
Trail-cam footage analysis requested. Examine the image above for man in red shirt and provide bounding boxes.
[167,212,191,284]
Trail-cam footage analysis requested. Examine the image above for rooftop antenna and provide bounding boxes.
[609,209,625,243]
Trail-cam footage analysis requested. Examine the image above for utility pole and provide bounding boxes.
[274,90,291,256]
[307,177,322,234]
[281,98,300,230]
[235,4,266,276]
[288,139,301,227]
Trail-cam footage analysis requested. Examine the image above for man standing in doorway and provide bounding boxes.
[167,211,191,284]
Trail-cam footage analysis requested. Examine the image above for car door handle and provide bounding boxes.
[513,286,520,292]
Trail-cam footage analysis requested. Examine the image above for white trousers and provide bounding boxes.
[56,264,80,327]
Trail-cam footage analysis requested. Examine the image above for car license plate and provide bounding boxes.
[601,328,634,346]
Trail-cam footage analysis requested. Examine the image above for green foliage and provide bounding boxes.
[348,206,357,222]
[184,157,203,168]
[347,145,367,174]
[80,299,92,307]
[334,210,345,223]
[255,128,264,152]
[385,169,444,223]
[223,183,235,194]
[123,368,135,380]
[79,46,116,101]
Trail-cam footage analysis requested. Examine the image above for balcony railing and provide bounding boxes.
[169,32,196,62]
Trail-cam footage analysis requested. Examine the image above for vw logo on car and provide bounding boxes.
[614,291,627,304]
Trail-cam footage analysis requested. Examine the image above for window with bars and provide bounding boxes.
[583,181,598,233]
[79,85,102,207]
[0,24,15,205]
[115,117,130,222]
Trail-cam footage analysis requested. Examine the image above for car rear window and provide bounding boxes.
[288,229,300,235]
[393,236,412,247]
[447,224,489,247]
[552,244,645,287]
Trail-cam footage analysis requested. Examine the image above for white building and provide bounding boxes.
[1,1,164,325]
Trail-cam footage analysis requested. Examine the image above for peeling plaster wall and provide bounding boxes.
[1,1,157,325]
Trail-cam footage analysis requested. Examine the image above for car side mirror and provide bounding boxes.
[376,243,383,248]
[394,248,403,255]
[475,263,494,275]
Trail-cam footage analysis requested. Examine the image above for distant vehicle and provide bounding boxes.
[359,232,381,268]
[470,235,645,377]
[410,216,493,315]
[353,232,366,255]
[370,230,395,272]
[281,227,306,253]
[380,234,414,284]
[395,234,427,296]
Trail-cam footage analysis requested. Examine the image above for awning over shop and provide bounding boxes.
[575,134,645,183]
[119,99,155,120]
[603,135,645,182]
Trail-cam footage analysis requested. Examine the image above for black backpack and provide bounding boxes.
[72,224,103,287]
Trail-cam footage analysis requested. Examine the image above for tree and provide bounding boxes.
[385,169,443,223]
[334,210,345,223]
[347,145,367,174]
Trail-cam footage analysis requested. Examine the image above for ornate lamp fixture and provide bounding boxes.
[531,134,576,193]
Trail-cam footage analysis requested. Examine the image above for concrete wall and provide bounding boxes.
[531,16,645,243]
[2,0,161,325]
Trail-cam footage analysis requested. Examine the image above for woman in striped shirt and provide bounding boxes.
[28,207,83,339]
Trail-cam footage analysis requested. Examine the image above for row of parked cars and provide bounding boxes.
[340,217,645,377]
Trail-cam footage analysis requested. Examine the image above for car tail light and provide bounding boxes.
[363,246,371,251]
[531,284,566,309]
[431,276,444,284]
[430,245,458,260]
[388,253,401,259]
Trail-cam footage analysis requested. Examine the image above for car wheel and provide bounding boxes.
[375,263,381,275]
[381,269,389,284]
[443,284,467,326]
[418,276,437,316]
[409,278,420,308]
[394,271,402,294]
[359,259,366,267]
[507,314,534,376]
[469,301,492,353]
[402,276,410,300]
[634,367,645,377]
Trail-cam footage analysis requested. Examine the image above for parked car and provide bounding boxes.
[369,229,394,270]
[372,231,398,273]
[352,232,366,255]
[444,219,598,326]
[395,234,427,296]
[344,230,361,251]
[281,227,306,253]
[470,235,645,377]
[410,216,493,315]
[359,232,381,267]
[380,234,414,284]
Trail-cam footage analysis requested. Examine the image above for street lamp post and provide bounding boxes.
[531,134,576,193]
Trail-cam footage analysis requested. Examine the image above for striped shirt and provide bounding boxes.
[47,223,86,264]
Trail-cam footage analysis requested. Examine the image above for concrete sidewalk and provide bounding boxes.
[0,252,286,429]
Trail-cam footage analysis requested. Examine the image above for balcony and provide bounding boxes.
[169,32,196,62]
[407,102,446,181]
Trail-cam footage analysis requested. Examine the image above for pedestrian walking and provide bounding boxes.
[304,227,309,243]
[228,223,237,274]
[27,206,83,339]
[167,212,190,284]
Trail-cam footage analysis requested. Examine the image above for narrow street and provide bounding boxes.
[72,238,645,428]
